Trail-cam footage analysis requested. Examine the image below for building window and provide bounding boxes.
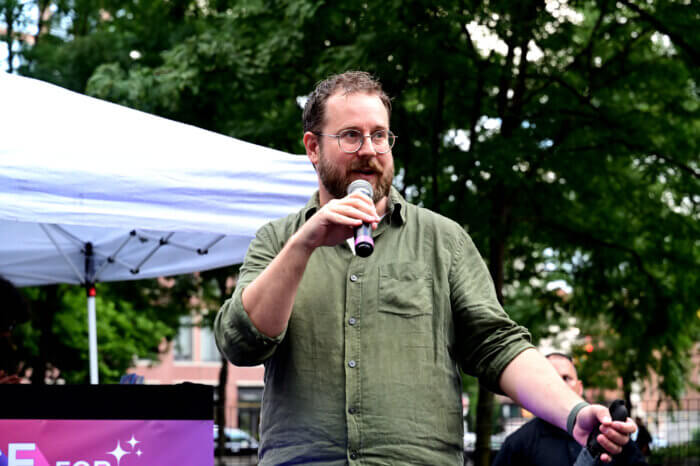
[200,326,221,362]
[238,386,263,439]
[173,315,192,361]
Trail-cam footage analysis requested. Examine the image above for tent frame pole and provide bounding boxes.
[85,242,99,385]
[87,284,98,385]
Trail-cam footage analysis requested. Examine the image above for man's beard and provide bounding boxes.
[316,149,393,203]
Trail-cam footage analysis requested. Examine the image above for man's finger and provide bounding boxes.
[596,433,623,456]
[326,204,379,224]
[324,210,364,227]
[613,418,638,434]
[599,424,629,446]
[334,196,380,219]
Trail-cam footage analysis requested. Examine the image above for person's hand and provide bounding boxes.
[296,191,380,251]
[0,370,21,384]
[573,404,637,462]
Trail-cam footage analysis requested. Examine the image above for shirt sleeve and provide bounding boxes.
[449,228,534,393]
[214,223,288,366]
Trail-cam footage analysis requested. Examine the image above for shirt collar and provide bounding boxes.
[386,186,406,225]
[303,187,406,225]
[303,191,321,221]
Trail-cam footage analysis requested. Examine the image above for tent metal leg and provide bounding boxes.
[87,287,99,385]
[85,243,98,385]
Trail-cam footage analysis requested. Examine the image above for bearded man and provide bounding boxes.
[215,71,635,465]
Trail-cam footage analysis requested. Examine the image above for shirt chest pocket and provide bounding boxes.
[378,262,434,317]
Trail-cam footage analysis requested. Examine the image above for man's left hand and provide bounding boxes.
[573,404,638,462]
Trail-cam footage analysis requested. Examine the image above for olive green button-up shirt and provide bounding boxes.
[215,188,533,465]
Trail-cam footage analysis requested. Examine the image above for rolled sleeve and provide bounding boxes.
[214,223,287,366]
[450,229,534,393]
[215,286,286,366]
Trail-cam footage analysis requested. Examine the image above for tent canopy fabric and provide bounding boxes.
[0,73,318,287]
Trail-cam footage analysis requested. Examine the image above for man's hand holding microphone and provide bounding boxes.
[241,178,381,338]
[296,180,380,255]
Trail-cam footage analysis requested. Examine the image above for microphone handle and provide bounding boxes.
[587,400,629,457]
[354,222,374,257]
[573,400,628,466]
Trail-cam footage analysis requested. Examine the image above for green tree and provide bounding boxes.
[15,279,195,384]
[12,1,698,464]
[14,0,201,92]
[0,0,27,72]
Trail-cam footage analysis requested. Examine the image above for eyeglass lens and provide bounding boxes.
[339,130,394,153]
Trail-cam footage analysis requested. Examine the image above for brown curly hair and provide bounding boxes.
[302,71,392,134]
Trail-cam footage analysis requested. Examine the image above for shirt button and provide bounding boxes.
[350,451,358,460]
[348,407,357,414]
[349,274,358,282]
[348,317,357,326]
[348,360,357,368]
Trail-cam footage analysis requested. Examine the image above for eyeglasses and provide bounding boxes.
[314,129,397,154]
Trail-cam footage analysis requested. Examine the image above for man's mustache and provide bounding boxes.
[350,157,383,174]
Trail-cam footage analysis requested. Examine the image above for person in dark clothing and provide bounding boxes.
[492,353,647,466]
[491,415,647,465]
[634,417,652,456]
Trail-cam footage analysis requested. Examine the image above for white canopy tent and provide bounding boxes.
[0,73,317,383]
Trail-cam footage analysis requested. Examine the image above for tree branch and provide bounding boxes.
[460,0,484,62]
[541,220,660,288]
[430,76,446,211]
[523,21,652,108]
[609,139,700,179]
[619,0,700,67]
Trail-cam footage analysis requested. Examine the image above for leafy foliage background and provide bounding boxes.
[2,0,698,462]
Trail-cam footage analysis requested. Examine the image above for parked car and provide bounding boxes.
[463,431,508,451]
[463,431,476,451]
[214,426,259,453]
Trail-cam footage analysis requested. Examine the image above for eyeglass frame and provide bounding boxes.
[312,129,397,154]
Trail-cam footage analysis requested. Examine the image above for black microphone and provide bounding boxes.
[586,400,628,457]
[573,400,629,466]
[347,180,374,258]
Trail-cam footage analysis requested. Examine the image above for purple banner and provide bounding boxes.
[0,419,213,466]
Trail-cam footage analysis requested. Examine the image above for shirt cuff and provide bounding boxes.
[215,285,286,366]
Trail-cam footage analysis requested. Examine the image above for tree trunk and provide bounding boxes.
[4,11,14,73]
[474,2,536,457]
[34,0,51,45]
[474,386,495,466]
[474,184,511,465]
[430,76,445,210]
[623,378,633,419]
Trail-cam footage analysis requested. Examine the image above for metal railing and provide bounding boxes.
[213,398,700,465]
[490,398,700,465]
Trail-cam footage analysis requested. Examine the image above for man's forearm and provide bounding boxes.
[241,230,314,338]
[499,348,583,432]
[500,348,637,461]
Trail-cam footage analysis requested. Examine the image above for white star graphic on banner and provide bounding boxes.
[127,435,140,449]
[107,441,130,466]
[136,450,143,457]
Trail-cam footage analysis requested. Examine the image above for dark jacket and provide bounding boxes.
[492,418,647,466]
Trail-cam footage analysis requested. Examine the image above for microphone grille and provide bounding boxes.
[347,179,374,198]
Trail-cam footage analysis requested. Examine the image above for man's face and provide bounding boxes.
[306,91,394,204]
[548,355,584,397]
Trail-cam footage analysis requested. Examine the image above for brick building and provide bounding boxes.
[127,314,264,438]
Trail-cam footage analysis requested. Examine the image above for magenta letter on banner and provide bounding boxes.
[0,420,213,466]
